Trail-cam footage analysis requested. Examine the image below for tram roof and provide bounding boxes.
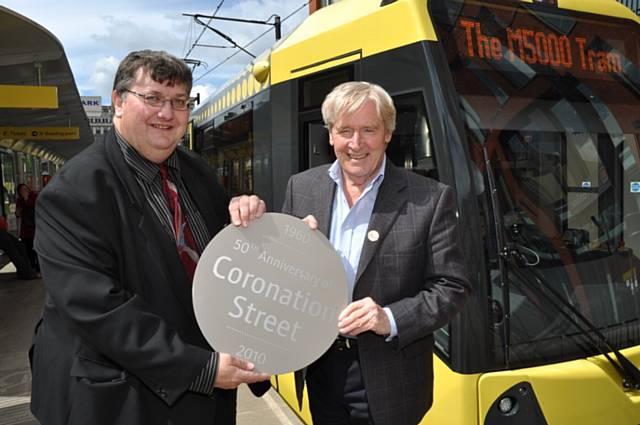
[193,0,640,127]
[0,6,92,163]
[270,0,640,84]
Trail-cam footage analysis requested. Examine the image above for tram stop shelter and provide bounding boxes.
[0,5,92,165]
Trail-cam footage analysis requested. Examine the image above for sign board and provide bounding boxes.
[0,85,58,109]
[458,18,624,75]
[0,127,79,140]
[81,96,102,113]
[193,213,348,374]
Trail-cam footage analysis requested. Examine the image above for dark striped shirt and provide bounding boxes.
[115,131,217,396]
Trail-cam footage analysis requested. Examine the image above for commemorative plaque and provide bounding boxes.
[193,213,348,375]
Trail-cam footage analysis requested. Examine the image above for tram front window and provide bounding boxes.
[487,127,640,366]
[433,0,640,367]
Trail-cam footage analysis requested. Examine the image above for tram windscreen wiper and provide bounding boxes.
[504,245,640,390]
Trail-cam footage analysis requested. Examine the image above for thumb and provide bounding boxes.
[230,355,255,371]
[302,215,318,230]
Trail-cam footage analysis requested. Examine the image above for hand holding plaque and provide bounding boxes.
[193,213,348,374]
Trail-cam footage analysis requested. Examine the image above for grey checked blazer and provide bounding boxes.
[282,160,470,425]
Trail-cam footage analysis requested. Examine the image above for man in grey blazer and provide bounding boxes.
[29,50,269,425]
[283,82,470,425]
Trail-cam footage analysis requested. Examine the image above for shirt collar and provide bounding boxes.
[328,155,386,190]
[115,129,181,183]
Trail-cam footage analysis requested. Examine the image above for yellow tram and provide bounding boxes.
[190,0,640,423]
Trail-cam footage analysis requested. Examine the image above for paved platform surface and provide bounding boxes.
[0,262,302,425]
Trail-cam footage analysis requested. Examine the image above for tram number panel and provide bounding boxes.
[458,18,624,75]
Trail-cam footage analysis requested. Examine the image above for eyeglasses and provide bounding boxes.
[124,89,194,111]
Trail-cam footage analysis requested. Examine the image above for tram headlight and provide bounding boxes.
[498,396,516,414]
[487,383,542,423]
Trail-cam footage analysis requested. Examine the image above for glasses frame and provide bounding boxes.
[123,89,194,111]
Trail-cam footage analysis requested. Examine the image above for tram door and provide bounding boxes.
[298,66,352,171]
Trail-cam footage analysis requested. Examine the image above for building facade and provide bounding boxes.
[81,96,112,143]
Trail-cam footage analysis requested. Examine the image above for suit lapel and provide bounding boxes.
[178,151,224,239]
[354,162,407,289]
[104,130,145,211]
[104,131,194,317]
[313,169,336,238]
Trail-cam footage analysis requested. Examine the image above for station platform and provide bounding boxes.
[0,262,302,425]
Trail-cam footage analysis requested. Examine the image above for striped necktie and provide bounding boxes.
[159,164,199,282]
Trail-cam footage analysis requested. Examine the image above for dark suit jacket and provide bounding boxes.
[282,161,470,425]
[29,130,265,425]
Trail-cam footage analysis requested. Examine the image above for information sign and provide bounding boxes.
[0,126,79,140]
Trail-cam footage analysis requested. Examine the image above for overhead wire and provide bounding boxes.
[184,0,225,59]
[193,0,310,83]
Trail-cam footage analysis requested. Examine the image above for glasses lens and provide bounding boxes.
[144,95,163,108]
[172,99,188,110]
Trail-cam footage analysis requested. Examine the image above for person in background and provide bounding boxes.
[16,183,38,271]
[41,172,52,187]
[29,50,269,425]
[0,215,39,280]
[283,81,471,425]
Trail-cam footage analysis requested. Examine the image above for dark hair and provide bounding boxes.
[112,50,192,95]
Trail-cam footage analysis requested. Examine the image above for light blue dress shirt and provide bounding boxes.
[328,157,398,339]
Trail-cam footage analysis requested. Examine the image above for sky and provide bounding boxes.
[2,0,309,105]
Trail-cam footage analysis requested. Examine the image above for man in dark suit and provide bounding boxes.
[283,82,470,425]
[29,50,269,425]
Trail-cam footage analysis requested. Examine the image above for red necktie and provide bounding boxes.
[160,164,199,282]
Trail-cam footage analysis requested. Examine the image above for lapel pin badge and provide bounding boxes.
[367,230,379,242]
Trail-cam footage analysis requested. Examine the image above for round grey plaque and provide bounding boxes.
[193,213,348,374]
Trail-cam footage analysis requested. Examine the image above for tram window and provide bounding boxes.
[387,93,438,180]
[468,118,640,367]
[434,0,640,367]
[466,126,640,366]
[300,67,352,111]
[200,111,254,196]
